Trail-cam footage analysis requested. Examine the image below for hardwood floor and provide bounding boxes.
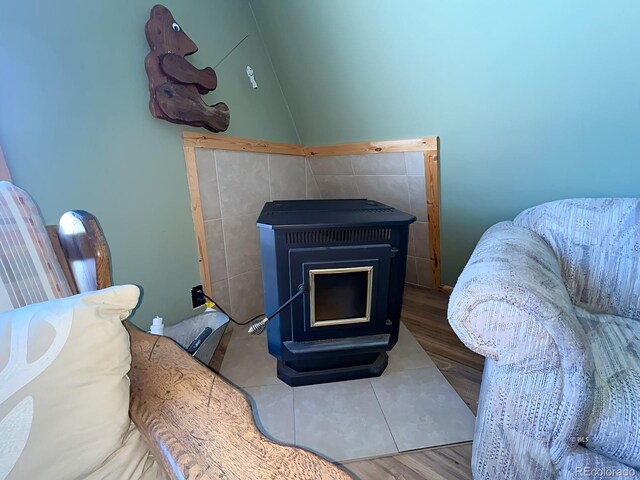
[209,284,484,480]
[344,443,474,480]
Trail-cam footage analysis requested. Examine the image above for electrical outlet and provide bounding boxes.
[191,285,206,309]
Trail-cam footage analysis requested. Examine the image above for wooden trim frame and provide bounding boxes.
[183,131,306,156]
[183,143,212,298]
[304,137,438,157]
[426,144,442,288]
[183,132,442,289]
[440,285,454,295]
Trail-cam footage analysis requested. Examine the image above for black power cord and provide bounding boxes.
[201,284,307,331]
[247,284,307,335]
[201,292,264,326]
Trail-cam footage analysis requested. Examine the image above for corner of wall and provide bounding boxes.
[248,0,302,145]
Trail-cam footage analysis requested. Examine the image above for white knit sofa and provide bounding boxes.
[448,199,639,480]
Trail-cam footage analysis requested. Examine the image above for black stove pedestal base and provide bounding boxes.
[277,351,388,387]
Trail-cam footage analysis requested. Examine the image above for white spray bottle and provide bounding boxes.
[150,316,164,336]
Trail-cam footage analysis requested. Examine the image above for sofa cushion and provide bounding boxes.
[577,307,640,468]
[0,286,163,479]
[0,181,72,312]
[515,198,640,320]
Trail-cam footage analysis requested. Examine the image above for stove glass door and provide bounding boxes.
[309,266,373,327]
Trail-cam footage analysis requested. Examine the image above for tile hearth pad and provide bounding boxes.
[219,322,475,462]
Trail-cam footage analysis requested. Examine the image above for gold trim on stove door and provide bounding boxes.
[309,266,373,327]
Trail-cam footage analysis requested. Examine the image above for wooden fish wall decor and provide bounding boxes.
[144,4,230,132]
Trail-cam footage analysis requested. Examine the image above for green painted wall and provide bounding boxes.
[0,0,298,327]
[250,1,640,285]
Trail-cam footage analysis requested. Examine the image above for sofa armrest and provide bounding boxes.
[449,222,586,362]
[124,322,352,480]
[448,222,593,465]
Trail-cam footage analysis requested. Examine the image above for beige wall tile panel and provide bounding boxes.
[315,175,361,199]
[229,268,265,322]
[269,154,306,200]
[350,153,406,175]
[215,150,270,218]
[195,148,222,221]
[404,152,425,175]
[408,175,427,222]
[412,222,430,260]
[355,176,411,212]
[308,156,354,175]
[204,219,228,283]
[223,213,262,278]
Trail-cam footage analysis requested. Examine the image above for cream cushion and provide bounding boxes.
[0,285,163,479]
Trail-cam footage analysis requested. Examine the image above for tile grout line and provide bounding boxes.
[406,173,415,217]
[304,157,308,199]
[292,387,297,445]
[226,265,262,282]
[200,150,223,222]
[312,174,419,177]
[348,155,356,175]
[313,166,322,198]
[213,149,225,220]
[347,156,360,197]
[408,189,416,258]
[401,153,408,176]
[213,150,233,317]
[403,174,412,216]
[368,379,400,454]
[267,154,273,201]
[349,155,362,198]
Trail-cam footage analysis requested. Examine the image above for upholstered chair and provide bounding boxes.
[449,199,639,479]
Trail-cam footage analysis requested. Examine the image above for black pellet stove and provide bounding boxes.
[257,199,415,386]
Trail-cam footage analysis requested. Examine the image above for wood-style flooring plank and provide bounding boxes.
[345,443,473,480]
